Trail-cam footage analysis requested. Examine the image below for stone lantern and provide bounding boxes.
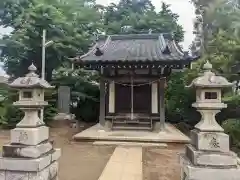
[0,64,61,180]
[10,64,52,130]
[180,61,240,180]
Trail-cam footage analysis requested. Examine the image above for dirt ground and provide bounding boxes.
[0,123,185,180]
[143,144,185,180]
[0,125,115,180]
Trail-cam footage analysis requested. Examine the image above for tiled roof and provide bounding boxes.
[74,33,197,64]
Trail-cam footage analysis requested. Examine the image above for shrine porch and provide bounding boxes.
[73,123,190,144]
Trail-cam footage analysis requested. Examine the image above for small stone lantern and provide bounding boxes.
[180,61,240,180]
[10,64,53,129]
[0,64,61,180]
[188,60,232,132]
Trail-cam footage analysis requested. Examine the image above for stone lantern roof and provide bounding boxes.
[9,64,54,89]
[187,61,233,88]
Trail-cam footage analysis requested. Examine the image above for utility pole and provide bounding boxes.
[41,29,46,79]
[40,29,53,121]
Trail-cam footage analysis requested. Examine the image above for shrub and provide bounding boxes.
[222,119,240,154]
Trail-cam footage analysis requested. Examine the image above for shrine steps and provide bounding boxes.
[112,120,152,131]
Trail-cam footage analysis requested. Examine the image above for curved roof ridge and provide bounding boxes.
[101,35,112,50]
[158,34,167,52]
[96,33,173,41]
[80,43,98,59]
[80,36,111,59]
[172,40,184,56]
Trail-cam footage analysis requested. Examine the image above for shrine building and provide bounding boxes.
[72,33,199,131]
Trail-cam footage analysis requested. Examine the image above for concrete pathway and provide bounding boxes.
[98,147,142,180]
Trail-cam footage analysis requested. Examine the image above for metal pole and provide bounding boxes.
[41,29,46,79]
[40,29,46,122]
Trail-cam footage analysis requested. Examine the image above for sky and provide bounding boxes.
[0,0,195,76]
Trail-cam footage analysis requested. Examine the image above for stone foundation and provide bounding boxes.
[180,154,240,180]
[0,159,59,180]
[0,126,61,180]
[180,129,240,180]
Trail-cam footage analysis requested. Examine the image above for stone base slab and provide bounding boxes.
[2,142,53,158]
[11,126,49,146]
[191,129,229,152]
[186,145,237,167]
[53,113,75,121]
[0,149,61,171]
[74,123,190,143]
[0,161,58,180]
[180,154,240,180]
[104,121,112,131]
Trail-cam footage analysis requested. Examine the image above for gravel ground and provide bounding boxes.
[143,144,184,180]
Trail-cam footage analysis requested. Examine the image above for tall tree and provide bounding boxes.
[103,1,184,42]
[0,0,101,80]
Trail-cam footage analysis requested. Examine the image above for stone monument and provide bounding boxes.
[0,64,61,180]
[54,86,75,121]
[180,61,240,180]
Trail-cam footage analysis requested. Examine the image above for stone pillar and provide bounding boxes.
[99,77,106,127]
[180,61,240,180]
[54,86,75,122]
[0,64,61,180]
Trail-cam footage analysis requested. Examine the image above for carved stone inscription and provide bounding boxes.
[20,77,32,85]
[18,131,28,143]
[204,133,220,149]
[210,137,220,148]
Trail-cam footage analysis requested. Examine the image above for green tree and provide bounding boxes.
[52,67,99,122]
[0,0,188,125]
[103,1,184,42]
[0,0,101,80]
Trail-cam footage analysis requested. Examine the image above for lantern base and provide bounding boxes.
[180,154,240,180]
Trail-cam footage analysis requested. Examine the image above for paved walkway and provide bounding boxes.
[98,147,142,180]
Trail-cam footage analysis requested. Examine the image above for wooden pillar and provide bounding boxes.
[159,78,166,131]
[151,82,158,113]
[99,77,105,126]
[108,81,115,113]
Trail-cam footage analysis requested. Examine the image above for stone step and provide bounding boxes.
[93,141,168,147]
[112,126,152,131]
[113,121,151,125]
[112,120,152,131]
